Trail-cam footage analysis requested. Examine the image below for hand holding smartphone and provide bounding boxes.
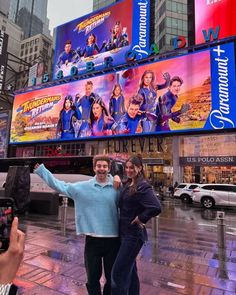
[0,198,14,252]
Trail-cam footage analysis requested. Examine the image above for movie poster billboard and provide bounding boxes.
[195,0,236,44]
[53,0,150,79]
[0,112,9,157]
[10,42,236,144]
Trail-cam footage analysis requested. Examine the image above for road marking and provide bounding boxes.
[167,282,185,289]
[197,223,217,227]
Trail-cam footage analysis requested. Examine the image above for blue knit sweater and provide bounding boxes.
[34,164,119,237]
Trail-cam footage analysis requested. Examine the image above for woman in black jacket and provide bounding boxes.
[111,155,161,295]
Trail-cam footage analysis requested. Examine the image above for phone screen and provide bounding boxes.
[0,199,14,251]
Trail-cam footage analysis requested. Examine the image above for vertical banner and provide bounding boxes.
[0,31,8,94]
[0,112,9,158]
[206,42,236,130]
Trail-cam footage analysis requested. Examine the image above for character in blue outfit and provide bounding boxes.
[155,76,190,131]
[75,80,99,137]
[138,70,170,132]
[56,95,81,139]
[88,98,114,136]
[114,95,156,135]
[78,33,106,58]
[56,40,77,68]
[105,21,129,51]
[109,84,125,122]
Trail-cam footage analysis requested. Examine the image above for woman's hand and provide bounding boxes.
[131,216,145,229]
[113,175,121,190]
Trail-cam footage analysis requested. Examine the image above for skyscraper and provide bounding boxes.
[93,0,117,11]
[8,0,50,39]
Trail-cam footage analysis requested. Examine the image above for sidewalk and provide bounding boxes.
[15,202,236,295]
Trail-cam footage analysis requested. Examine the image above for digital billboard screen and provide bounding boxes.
[53,0,150,79]
[10,42,236,144]
[195,0,236,44]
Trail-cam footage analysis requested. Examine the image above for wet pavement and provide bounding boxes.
[14,199,236,295]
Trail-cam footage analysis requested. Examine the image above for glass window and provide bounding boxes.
[25,49,28,55]
[20,51,23,57]
[21,44,24,49]
[35,46,38,52]
[189,185,198,190]
[30,48,33,53]
[171,2,177,12]
[172,18,178,27]
[178,19,183,29]
[177,3,183,13]
[166,17,171,27]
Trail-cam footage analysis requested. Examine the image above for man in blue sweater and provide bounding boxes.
[34,155,120,295]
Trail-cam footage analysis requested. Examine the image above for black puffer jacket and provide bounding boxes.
[119,180,161,241]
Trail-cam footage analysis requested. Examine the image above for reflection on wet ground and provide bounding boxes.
[15,199,236,294]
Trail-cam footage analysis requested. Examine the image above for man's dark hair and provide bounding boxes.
[65,40,72,45]
[128,94,143,107]
[93,155,111,168]
[169,76,183,86]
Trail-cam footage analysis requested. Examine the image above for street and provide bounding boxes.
[15,199,236,295]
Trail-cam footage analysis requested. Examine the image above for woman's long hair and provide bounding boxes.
[139,70,155,90]
[89,97,109,125]
[124,154,146,194]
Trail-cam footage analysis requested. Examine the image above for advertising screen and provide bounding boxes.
[0,112,9,158]
[10,42,236,144]
[53,0,150,79]
[195,0,236,44]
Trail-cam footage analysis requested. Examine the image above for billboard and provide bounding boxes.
[0,31,8,94]
[10,42,236,144]
[0,112,9,158]
[53,0,150,79]
[28,62,45,87]
[195,0,236,44]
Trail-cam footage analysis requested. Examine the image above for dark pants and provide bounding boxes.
[85,236,120,295]
[111,236,144,295]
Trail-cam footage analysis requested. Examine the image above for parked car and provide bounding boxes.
[174,183,200,203]
[192,184,236,209]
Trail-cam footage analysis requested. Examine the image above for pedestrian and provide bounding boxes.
[34,155,120,295]
[0,217,25,295]
[111,155,161,294]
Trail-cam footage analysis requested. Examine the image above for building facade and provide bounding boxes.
[8,0,50,39]
[17,33,53,89]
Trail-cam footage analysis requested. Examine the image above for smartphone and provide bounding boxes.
[0,198,14,252]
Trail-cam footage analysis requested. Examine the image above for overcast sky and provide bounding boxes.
[47,0,93,34]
